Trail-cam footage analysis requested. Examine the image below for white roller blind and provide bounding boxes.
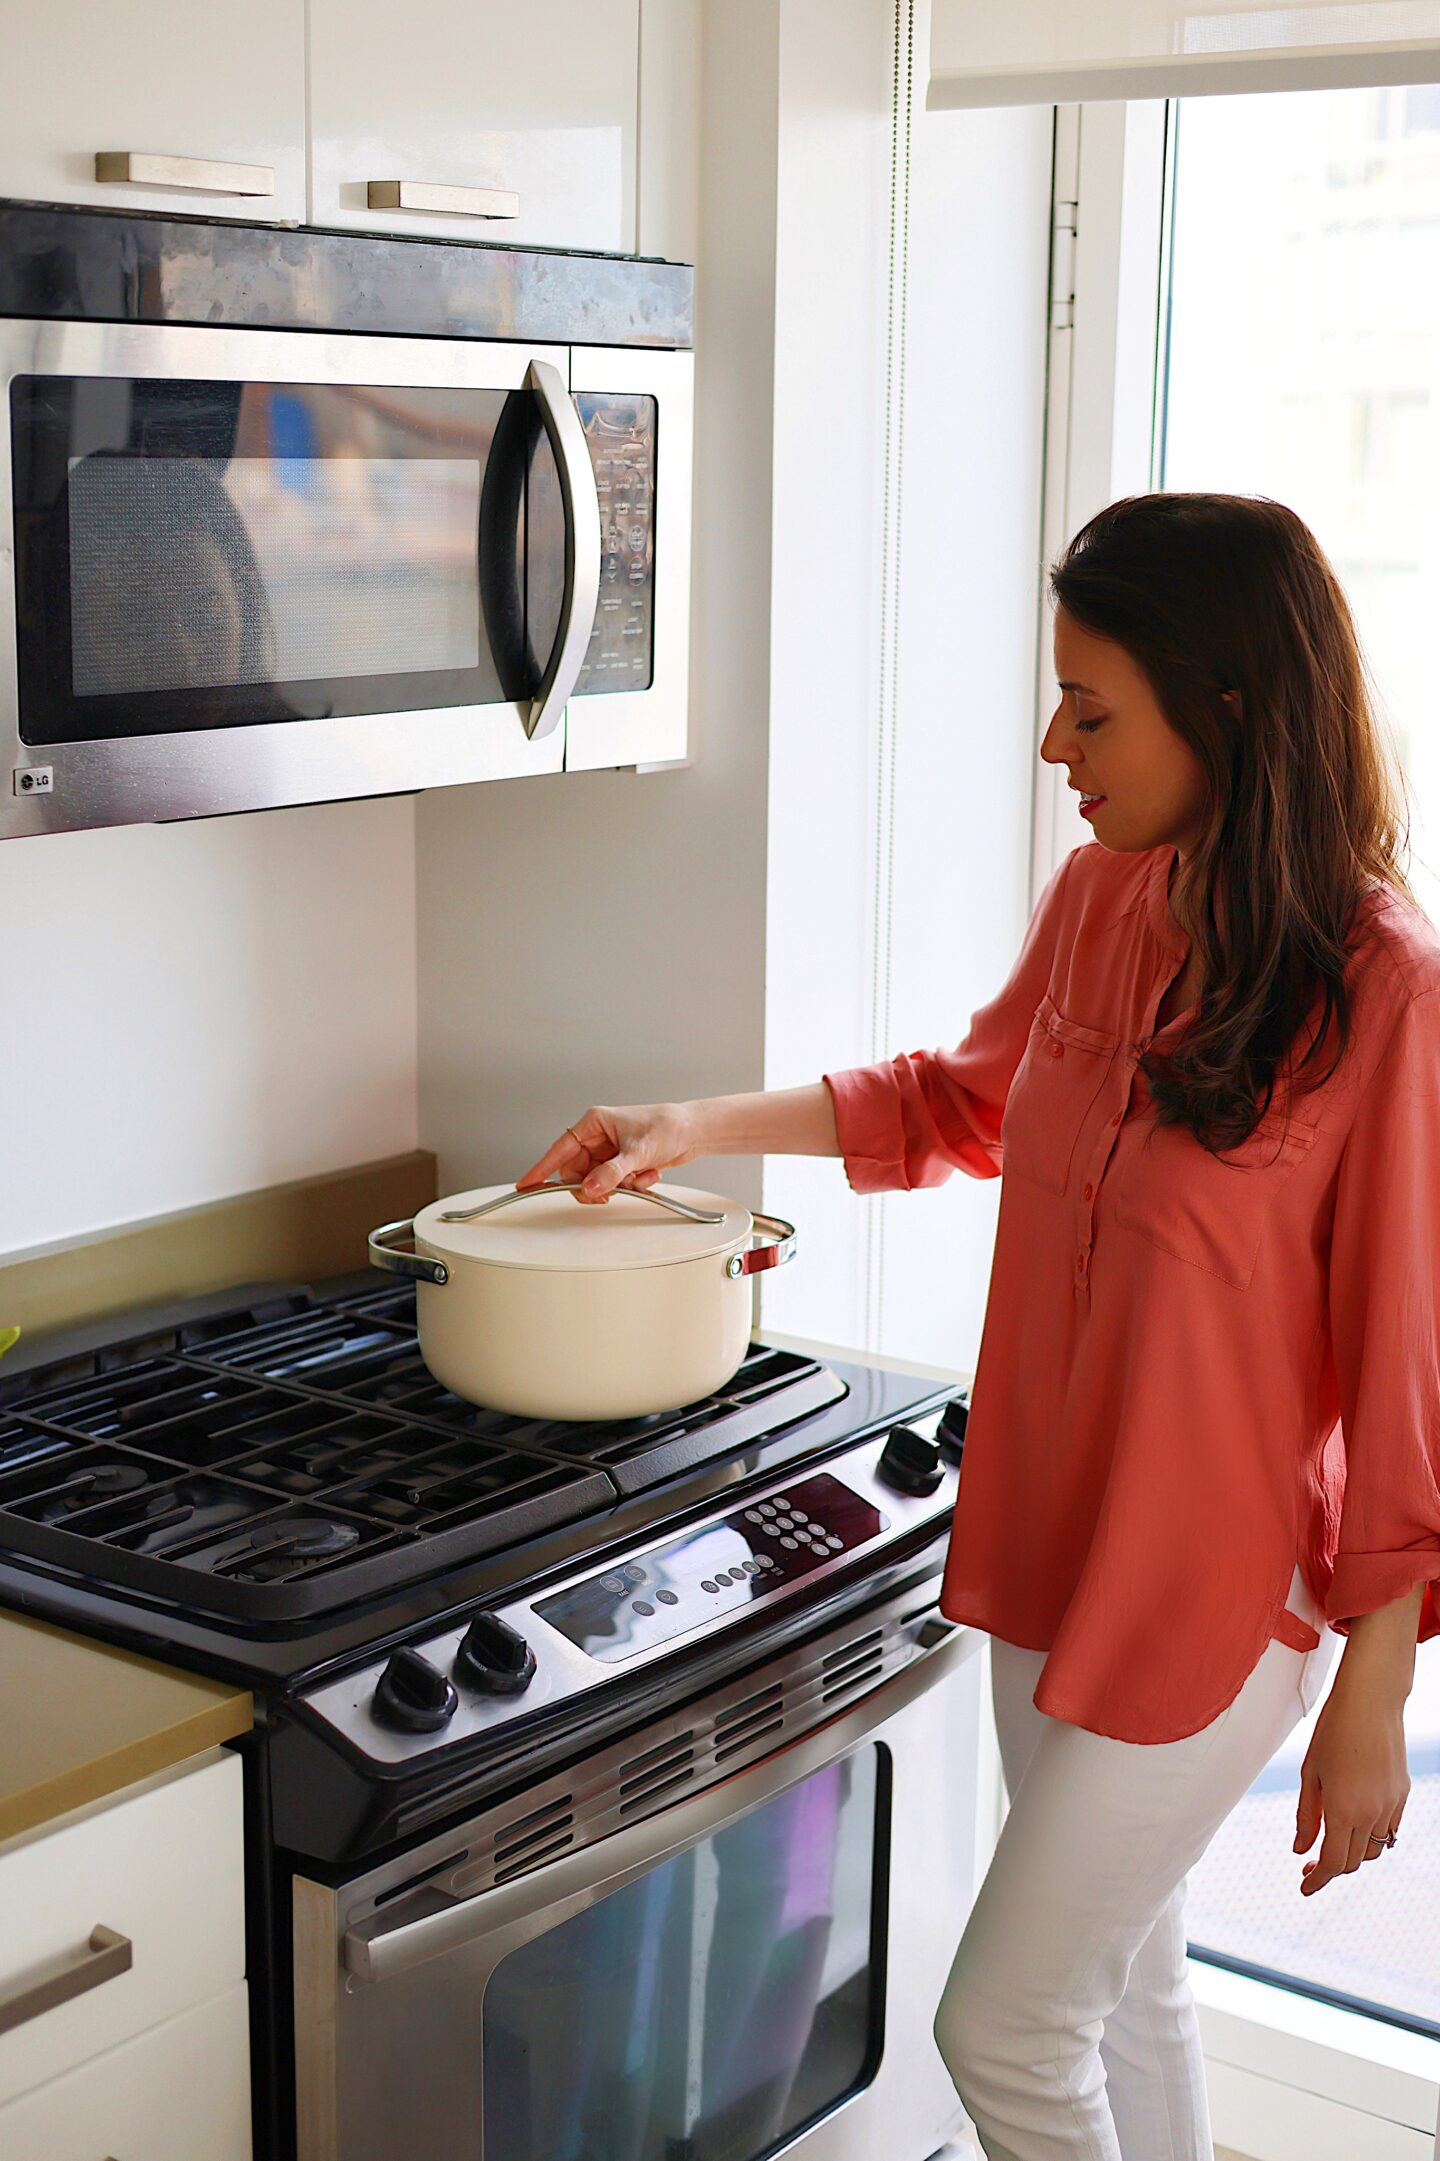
[928,0,1440,107]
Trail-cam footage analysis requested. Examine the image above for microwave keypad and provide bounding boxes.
[575,393,656,697]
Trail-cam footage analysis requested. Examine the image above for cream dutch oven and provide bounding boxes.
[368,1181,798,1421]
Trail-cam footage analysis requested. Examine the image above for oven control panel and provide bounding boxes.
[535,1472,888,1663]
[300,1410,961,1764]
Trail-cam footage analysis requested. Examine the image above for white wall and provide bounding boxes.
[0,798,418,1256]
[414,0,777,1211]
[760,39,1055,1365]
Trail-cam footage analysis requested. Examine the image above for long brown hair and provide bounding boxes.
[1050,492,1418,1153]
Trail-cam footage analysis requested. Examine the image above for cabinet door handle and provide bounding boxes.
[0,1924,132,2036]
[95,151,274,197]
[366,179,520,219]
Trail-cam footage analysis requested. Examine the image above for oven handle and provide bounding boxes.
[522,357,601,742]
[342,1607,969,1986]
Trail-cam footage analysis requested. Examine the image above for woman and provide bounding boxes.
[516,493,1440,2160]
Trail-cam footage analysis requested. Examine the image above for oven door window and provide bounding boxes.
[482,1747,887,2161]
[9,374,656,744]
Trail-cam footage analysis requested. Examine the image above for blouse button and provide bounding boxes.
[1111,1111,1123,1127]
[1048,1042,1064,1060]
[1082,1182,1093,1200]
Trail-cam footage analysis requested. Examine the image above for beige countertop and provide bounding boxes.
[0,1609,252,1845]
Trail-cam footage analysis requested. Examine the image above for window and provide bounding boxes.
[1154,82,1440,2038]
[1045,82,1440,2046]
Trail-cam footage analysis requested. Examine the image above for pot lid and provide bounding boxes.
[414,1181,754,1274]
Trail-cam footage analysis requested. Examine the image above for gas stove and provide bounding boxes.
[0,1272,967,1856]
[0,1273,972,2161]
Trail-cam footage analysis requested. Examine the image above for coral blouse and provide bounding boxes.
[823,839,1440,1743]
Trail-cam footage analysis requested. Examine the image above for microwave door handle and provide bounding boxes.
[522,358,601,741]
[341,1608,969,1987]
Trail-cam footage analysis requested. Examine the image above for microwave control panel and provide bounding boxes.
[575,392,656,698]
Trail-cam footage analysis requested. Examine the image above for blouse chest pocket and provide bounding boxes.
[1002,993,1119,1196]
[1110,1103,1319,1291]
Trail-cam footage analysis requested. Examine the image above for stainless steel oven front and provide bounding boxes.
[1,317,692,838]
[293,1574,984,2161]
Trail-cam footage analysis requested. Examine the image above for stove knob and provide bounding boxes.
[935,1391,969,1464]
[878,1423,944,1496]
[455,1613,537,1696]
[373,1647,459,1733]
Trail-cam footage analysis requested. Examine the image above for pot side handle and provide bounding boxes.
[726,1213,798,1279]
[369,1219,450,1288]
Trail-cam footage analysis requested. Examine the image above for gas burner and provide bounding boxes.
[208,1514,363,1583]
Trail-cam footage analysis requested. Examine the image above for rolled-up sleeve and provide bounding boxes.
[822,845,1079,1196]
[1324,986,1440,1640]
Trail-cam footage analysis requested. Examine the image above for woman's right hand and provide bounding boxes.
[515,1102,703,1204]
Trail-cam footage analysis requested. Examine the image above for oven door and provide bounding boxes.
[1,318,684,836]
[293,1576,984,2161]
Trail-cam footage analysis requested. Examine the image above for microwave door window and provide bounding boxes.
[9,374,542,746]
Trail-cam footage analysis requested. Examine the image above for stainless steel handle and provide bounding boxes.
[438,1182,727,1226]
[522,358,602,742]
[368,1219,449,1288]
[0,1925,132,2037]
[725,1211,798,1278]
[94,151,274,197]
[367,179,520,219]
[342,1612,968,1985]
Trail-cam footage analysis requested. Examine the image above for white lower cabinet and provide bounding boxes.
[0,1749,248,2144]
[0,1982,251,2161]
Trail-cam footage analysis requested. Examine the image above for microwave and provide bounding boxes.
[0,205,693,840]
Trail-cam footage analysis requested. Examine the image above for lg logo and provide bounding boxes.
[13,767,54,795]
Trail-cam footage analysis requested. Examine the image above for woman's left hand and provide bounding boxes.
[1293,1665,1410,1895]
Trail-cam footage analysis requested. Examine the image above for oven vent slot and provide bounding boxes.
[713,1680,783,1746]
[492,1795,576,1877]
[618,1764,695,1815]
[715,1713,785,1764]
[712,1677,787,1765]
[618,1736,697,1814]
[492,1830,574,1885]
[819,1626,888,1702]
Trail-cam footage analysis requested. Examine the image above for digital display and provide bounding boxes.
[535,1473,889,1663]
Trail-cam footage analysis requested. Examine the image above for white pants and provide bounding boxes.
[934,1565,1336,2160]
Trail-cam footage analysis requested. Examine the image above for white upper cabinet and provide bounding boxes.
[0,0,306,222]
[308,0,640,251]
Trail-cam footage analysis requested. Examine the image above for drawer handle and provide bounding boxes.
[366,179,520,219]
[94,151,275,198]
[0,1924,132,2037]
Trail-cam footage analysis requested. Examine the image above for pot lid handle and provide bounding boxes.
[438,1182,729,1227]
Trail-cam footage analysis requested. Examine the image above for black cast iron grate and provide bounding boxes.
[0,1284,845,1621]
